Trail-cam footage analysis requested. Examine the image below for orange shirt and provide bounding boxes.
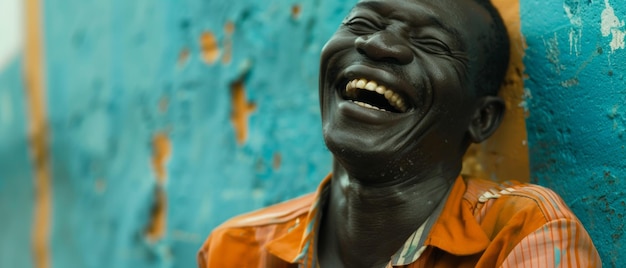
[198,175,601,267]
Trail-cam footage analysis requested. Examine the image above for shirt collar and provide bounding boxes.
[265,175,491,267]
[424,176,491,255]
[265,174,332,267]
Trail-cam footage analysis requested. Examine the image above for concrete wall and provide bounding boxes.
[521,0,626,266]
[0,0,622,267]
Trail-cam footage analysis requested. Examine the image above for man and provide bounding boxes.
[198,0,601,267]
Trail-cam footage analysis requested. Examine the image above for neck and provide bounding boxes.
[318,160,455,267]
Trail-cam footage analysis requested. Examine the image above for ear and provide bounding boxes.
[468,96,505,143]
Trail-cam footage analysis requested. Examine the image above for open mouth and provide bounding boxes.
[342,78,408,113]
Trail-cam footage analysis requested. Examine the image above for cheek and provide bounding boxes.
[320,34,355,66]
[427,57,467,84]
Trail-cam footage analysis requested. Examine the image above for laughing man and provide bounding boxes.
[198,0,601,267]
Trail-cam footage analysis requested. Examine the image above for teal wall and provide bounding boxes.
[0,58,35,268]
[1,0,357,267]
[0,0,624,267]
[521,0,626,266]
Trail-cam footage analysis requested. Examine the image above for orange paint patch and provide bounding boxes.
[145,133,172,241]
[151,133,171,184]
[145,188,167,242]
[291,4,302,19]
[25,0,52,267]
[200,31,220,64]
[231,80,256,145]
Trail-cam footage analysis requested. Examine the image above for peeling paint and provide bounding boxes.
[151,133,171,183]
[200,31,220,64]
[230,80,256,145]
[560,77,579,87]
[543,33,565,73]
[145,133,172,241]
[291,4,302,19]
[601,0,626,52]
[523,0,626,265]
[145,188,168,242]
[563,0,583,55]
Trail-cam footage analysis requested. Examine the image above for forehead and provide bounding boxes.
[353,0,491,37]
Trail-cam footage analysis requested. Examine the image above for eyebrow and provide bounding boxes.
[353,1,460,37]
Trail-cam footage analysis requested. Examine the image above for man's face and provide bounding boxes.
[319,0,494,180]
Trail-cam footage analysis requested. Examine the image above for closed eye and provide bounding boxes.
[413,39,451,55]
[344,17,379,34]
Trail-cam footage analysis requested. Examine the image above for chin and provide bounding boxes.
[323,128,413,180]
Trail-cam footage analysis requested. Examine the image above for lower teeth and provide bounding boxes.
[352,101,387,112]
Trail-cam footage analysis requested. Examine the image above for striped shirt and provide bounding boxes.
[197,175,601,267]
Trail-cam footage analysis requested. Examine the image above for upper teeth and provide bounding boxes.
[345,78,407,112]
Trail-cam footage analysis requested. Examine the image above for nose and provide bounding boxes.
[355,31,413,65]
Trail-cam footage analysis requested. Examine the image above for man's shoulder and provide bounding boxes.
[464,177,578,222]
[215,193,316,230]
[198,193,316,268]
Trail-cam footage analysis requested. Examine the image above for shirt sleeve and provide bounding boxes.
[197,234,212,268]
[500,219,601,268]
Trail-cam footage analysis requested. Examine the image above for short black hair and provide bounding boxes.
[472,0,510,97]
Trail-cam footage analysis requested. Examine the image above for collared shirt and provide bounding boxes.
[197,175,601,268]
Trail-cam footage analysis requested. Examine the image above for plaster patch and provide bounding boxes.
[601,0,626,52]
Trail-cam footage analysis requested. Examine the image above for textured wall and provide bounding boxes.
[0,58,35,268]
[521,0,626,266]
[3,0,356,267]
